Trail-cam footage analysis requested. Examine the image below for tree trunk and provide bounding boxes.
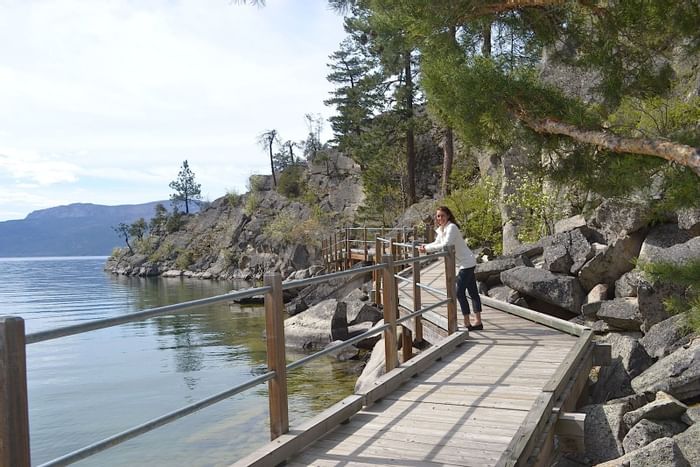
[405,52,416,205]
[441,128,454,197]
[482,22,491,57]
[268,141,277,186]
[521,115,700,176]
[441,25,459,198]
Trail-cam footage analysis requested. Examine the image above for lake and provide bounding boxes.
[0,257,358,466]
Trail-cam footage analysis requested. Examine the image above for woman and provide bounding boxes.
[419,206,483,331]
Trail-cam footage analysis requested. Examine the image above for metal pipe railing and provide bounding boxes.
[38,371,276,467]
[26,286,271,345]
[2,243,457,467]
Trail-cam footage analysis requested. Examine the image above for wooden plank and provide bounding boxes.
[299,435,503,466]
[343,413,521,439]
[0,317,31,467]
[231,395,364,467]
[495,391,555,467]
[479,296,586,336]
[543,330,593,396]
[327,424,511,454]
[359,331,468,406]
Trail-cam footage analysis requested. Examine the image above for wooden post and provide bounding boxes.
[0,317,31,467]
[363,227,368,261]
[401,326,413,362]
[374,237,382,306]
[381,255,398,372]
[444,245,458,334]
[345,227,351,269]
[333,232,338,271]
[263,273,289,440]
[412,245,423,344]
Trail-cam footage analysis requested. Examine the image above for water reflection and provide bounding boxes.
[0,258,357,466]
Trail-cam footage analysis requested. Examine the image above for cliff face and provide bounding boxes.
[105,152,364,281]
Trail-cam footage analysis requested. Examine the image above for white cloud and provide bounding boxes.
[0,0,346,221]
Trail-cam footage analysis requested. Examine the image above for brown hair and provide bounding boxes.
[436,206,460,230]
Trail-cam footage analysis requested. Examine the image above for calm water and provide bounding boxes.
[0,257,358,466]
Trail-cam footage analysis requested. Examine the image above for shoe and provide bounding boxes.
[467,323,484,331]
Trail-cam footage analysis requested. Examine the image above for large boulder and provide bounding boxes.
[677,207,700,235]
[622,419,688,454]
[284,299,348,350]
[631,339,700,401]
[622,391,689,430]
[541,228,594,274]
[589,199,650,243]
[639,313,694,360]
[637,224,695,264]
[486,285,522,304]
[595,437,690,467]
[581,402,627,463]
[501,266,585,313]
[578,232,645,291]
[589,360,635,404]
[596,298,643,332]
[554,214,587,234]
[674,423,700,466]
[354,337,387,393]
[475,255,533,282]
[615,270,644,298]
[598,332,652,379]
[637,279,686,333]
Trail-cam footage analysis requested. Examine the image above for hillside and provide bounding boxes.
[0,201,189,257]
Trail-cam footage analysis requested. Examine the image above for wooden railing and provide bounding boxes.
[320,224,435,272]
[0,246,456,466]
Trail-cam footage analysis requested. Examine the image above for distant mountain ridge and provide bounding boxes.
[0,201,194,257]
[25,202,168,221]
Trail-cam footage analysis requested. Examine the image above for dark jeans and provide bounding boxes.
[456,267,482,316]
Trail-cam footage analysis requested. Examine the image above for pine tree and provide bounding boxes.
[169,160,202,214]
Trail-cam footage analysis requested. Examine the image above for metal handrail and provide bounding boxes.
[38,371,276,467]
[4,247,456,467]
[26,286,271,345]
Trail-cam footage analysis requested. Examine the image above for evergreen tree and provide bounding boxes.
[169,160,202,214]
[364,0,700,180]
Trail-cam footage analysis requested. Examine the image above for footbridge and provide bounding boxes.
[236,251,604,467]
[1,243,608,467]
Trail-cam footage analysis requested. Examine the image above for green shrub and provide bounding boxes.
[638,259,700,334]
[244,191,261,216]
[134,236,157,256]
[443,176,503,254]
[248,174,266,192]
[223,249,240,268]
[166,210,185,233]
[263,209,322,247]
[277,165,307,199]
[503,171,564,244]
[226,188,241,207]
[175,249,194,270]
[148,241,175,262]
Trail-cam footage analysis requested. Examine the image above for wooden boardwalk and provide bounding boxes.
[282,259,582,467]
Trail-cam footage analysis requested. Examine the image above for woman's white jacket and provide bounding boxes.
[423,222,476,270]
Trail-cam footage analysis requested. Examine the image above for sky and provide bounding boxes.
[0,0,348,222]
